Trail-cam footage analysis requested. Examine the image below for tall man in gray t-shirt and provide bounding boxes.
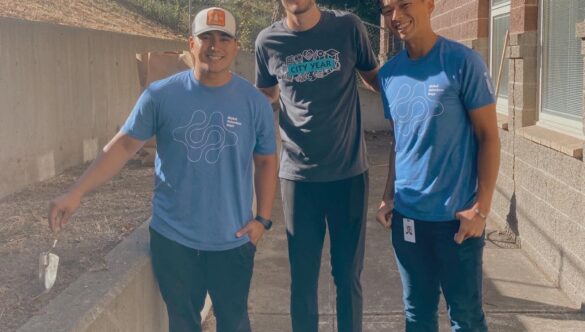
[255,1,379,331]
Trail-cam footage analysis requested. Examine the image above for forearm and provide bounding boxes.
[475,135,500,214]
[69,133,145,198]
[359,67,380,93]
[382,134,396,202]
[258,86,280,104]
[253,154,278,219]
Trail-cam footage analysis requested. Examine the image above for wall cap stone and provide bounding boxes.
[509,31,538,47]
[517,126,584,160]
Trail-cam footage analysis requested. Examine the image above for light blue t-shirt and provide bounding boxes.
[122,70,276,250]
[379,36,495,221]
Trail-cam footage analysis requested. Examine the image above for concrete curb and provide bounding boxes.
[18,219,212,332]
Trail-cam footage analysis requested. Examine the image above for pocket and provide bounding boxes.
[390,213,402,246]
[390,209,401,231]
[461,232,486,248]
[238,241,256,258]
[456,232,486,263]
[247,240,257,252]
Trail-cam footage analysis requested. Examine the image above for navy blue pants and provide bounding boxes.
[150,228,255,332]
[391,210,488,332]
[281,172,369,332]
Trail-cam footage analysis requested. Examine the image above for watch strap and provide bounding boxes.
[254,215,272,230]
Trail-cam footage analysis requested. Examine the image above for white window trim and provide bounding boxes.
[537,0,585,139]
[490,1,511,115]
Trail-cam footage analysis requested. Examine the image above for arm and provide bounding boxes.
[375,122,396,229]
[454,103,501,243]
[253,153,278,221]
[358,66,380,92]
[48,132,146,232]
[258,84,280,104]
[236,153,278,245]
[471,103,501,214]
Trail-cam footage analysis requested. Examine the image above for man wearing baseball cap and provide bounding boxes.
[48,7,277,332]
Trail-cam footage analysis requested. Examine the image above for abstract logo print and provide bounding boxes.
[172,111,238,164]
[390,83,445,137]
[277,49,341,83]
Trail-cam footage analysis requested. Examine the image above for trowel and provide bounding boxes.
[39,238,59,291]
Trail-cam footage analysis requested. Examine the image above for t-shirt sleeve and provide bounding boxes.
[460,51,496,112]
[254,97,277,155]
[255,34,278,88]
[353,16,378,71]
[120,88,157,140]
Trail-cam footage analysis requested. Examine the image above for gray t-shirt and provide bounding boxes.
[255,10,378,182]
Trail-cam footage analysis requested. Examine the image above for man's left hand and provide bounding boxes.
[236,220,266,246]
[454,207,486,244]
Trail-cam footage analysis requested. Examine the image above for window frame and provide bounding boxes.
[490,1,511,115]
[537,0,585,139]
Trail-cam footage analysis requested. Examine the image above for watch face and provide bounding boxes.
[255,216,272,230]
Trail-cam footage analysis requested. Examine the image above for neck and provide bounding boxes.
[405,31,438,60]
[285,5,321,31]
[193,69,232,87]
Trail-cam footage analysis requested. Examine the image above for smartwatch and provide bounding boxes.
[254,215,273,230]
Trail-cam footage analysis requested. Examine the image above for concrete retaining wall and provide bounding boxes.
[0,17,186,199]
[18,221,167,332]
[0,17,387,200]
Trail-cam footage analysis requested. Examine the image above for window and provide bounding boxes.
[492,0,510,6]
[539,0,585,137]
[490,1,511,115]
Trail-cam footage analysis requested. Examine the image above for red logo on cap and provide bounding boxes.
[207,9,226,27]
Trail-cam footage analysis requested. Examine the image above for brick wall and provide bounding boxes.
[431,0,489,61]
[508,0,538,128]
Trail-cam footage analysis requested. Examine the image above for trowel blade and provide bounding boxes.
[39,252,59,291]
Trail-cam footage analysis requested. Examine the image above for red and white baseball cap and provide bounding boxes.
[192,7,237,38]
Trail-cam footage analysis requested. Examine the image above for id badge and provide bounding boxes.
[403,218,416,243]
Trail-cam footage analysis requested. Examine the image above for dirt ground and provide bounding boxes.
[0,1,178,330]
[0,160,154,332]
[0,0,183,40]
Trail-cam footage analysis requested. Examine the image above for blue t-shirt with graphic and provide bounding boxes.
[379,36,495,221]
[122,71,276,250]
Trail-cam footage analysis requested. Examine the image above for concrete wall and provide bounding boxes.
[18,221,169,332]
[380,0,585,306]
[0,17,187,199]
[0,18,387,199]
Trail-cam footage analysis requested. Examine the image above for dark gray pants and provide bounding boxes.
[281,172,369,332]
[150,228,255,332]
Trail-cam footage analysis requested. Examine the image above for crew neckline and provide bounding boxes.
[405,36,443,63]
[281,9,327,34]
[189,70,235,91]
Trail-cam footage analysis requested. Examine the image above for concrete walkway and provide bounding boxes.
[205,134,585,331]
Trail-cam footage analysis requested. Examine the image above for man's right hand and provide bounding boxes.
[48,192,82,233]
[376,199,394,229]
